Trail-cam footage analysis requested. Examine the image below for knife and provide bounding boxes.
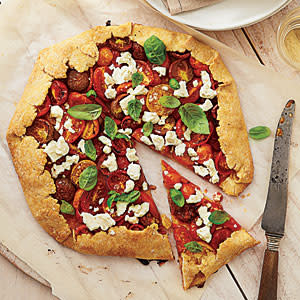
[258,99,295,300]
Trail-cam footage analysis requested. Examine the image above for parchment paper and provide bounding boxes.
[0,0,300,299]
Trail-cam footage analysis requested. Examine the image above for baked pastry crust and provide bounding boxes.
[7,23,252,258]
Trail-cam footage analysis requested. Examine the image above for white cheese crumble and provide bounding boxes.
[203,158,219,184]
[142,181,148,191]
[104,72,115,85]
[99,135,112,146]
[158,115,168,125]
[173,81,189,98]
[198,206,212,226]
[199,99,213,112]
[124,179,135,193]
[105,85,117,99]
[174,183,182,190]
[191,156,199,161]
[142,111,160,124]
[194,165,209,177]
[153,66,166,77]
[193,80,198,87]
[78,139,85,153]
[127,163,141,181]
[116,201,128,216]
[128,85,148,96]
[112,52,137,85]
[164,170,168,175]
[64,118,75,134]
[119,94,135,115]
[150,134,165,151]
[187,147,198,157]
[93,207,100,213]
[200,71,217,99]
[98,198,104,205]
[195,217,203,227]
[126,148,138,162]
[129,202,150,217]
[183,128,192,141]
[186,189,204,204]
[140,135,153,146]
[102,153,118,172]
[165,131,182,146]
[125,215,139,224]
[175,143,186,156]
[196,226,212,243]
[103,145,111,154]
[44,136,69,162]
[118,128,132,136]
[50,105,64,131]
[162,86,169,91]
[51,154,79,178]
[81,212,116,231]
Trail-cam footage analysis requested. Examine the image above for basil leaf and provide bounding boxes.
[208,210,230,225]
[115,133,130,140]
[108,190,119,196]
[67,104,102,120]
[107,192,120,209]
[79,165,98,191]
[179,103,209,134]
[86,89,97,98]
[105,116,118,140]
[170,188,185,207]
[184,241,203,253]
[169,78,180,90]
[128,99,142,121]
[108,190,140,208]
[144,35,166,65]
[249,126,271,140]
[159,95,181,108]
[60,200,75,215]
[132,72,144,88]
[84,140,97,161]
[142,122,153,137]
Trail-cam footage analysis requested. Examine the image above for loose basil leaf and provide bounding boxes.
[144,35,166,65]
[184,241,203,253]
[179,103,209,134]
[208,210,230,225]
[142,122,153,137]
[79,165,98,191]
[159,95,181,108]
[60,200,75,215]
[249,126,271,140]
[84,140,97,161]
[169,78,180,90]
[128,99,142,121]
[115,133,130,140]
[67,104,102,120]
[86,89,97,98]
[132,72,144,88]
[107,192,120,209]
[104,116,118,140]
[170,188,185,207]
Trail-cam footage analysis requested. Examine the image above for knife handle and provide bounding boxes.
[258,235,280,300]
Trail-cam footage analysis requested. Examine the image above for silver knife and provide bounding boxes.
[258,99,295,300]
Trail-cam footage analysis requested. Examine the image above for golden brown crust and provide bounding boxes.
[7,23,252,259]
[180,229,259,289]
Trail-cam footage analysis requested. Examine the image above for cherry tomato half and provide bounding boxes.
[132,42,146,60]
[97,47,113,66]
[107,170,129,193]
[112,138,130,156]
[196,144,213,164]
[108,36,132,51]
[26,118,54,144]
[136,60,154,86]
[71,160,96,186]
[81,120,99,140]
[68,92,92,107]
[93,67,109,101]
[169,51,190,60]
[50,80,68,105]
[140,191,160,220]
[189,57,209,72]
[62,116,86,143]
[36,95,51,117]
[210,228,232,250]
[215,151,232,177]
[169,59,193,82]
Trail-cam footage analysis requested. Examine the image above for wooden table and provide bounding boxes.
[1,1,300,299]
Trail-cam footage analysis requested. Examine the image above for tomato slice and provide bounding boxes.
[68,92,92,107]
[62,116,85,143]
[189,57,210,71]
[170,51,190,60]
[129,224,145,231]
[173,224,193,254]
[71,160,96,186]
[87,68,94,92]
[112,138,130,156]
[150,71,162,87]
[81,120,99,140]
[26,118,54,144]
[161,160,188,188]
[116,82,132,95]
[50,80,68,105]
[132,42,146,60]
[73,189,85,209]
[117,155,130,170]
[180,78,202,104]
[196,144,213,164]
[90,178,108,206]
[169,59,193,82]
[140,191,160,220]
[97,47,113,66]
[36,95,51,117]
[121,116,140,131]
[93,67,109,101]
[111,94,126,119]
[181,183,196,199]
[136,60,154,86]
[173,152,194,168]
[215,151,232,177]
[97,154,111,176]
[210,228,232,250]
[107,170,129,193]
[188,121,214,147]
[175,119,185,139]
[108,36,132,51]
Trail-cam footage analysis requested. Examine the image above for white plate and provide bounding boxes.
[145,0,291,31]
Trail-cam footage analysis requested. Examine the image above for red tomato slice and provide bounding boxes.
[210,228,232,250]
[180,78,202,104]
[189,57,210,71]
[173,224,193,254]
[26,118,54,144]
[140,191,160,220]
[108,37,132,51]
[222,217,241,232]
[116,82,132,95]
[50,80,68,105]
[181,183,196,199]
[196,144,213,164]
[112,138,130,156]
[36,95,51,117]
[150,71,162,86]
[81,119,99,140]
[215,151,232,177]
[117,156,130,170]
[107,170,129,193]
[93,67,109,101]
[172,152,194,168]
[136,60,154,86]
[97,47,113,66]
[97,153,111,176]
[161,160,187,188]
[169,59,193,82]
[68,92,92,107]
[170,51,190,60]
[62,116,85,143]
[86,68,94,92]
[132,42,146,60]
[188,121,214,147]
[175,119,186,139]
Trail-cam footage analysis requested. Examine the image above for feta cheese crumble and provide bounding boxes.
[175,143,186,156]
[173,81,189,98]
[174,183,182,190]
[116,201,128,216]
[102,153,118,172]
[140,135,153,146]
[142,111,160,124]
[127,163,141,181]
[104,85,117,99]
[165,131,182,146]
[44,136,69,162]
[200,71,217,99]
[51,155,79,178]
[194,165,209,177]
[196,226,212,243]
[50,105,64,131]
[99,136,112,146]
[124,179,135,193]
[129,202,150,217]
[150,134,165,151]
[186,189,204,204]
[153,66,166,77]
[203,158,219,184]
[81,212,116,231]
[126,148,139,162]
[199,99,213,112]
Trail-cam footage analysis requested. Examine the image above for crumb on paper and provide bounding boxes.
[240,194,245,199]
[247,193,250,197]
[47,249,55,255]
[78,264,92,274]
[121,280,131,283]
[243,208,247,213]
[125,291,133,299]
[204,188,208,194]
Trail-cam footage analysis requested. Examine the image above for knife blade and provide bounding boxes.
[258,99,295,300]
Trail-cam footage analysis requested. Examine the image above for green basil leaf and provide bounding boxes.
[67,104,102,120]
[132,72,144,88]
[184,241,203,253]
[60,200,75,215]
[169,78,180,90]
[179,103,209,134]
[144,35,166,65]
[208,210,230,225]
[105,116,118,140]
[86,89,97,98]
[107,193,119,209]
[84,140,97,161]
[159,95,181,108]
[115,133,130,140]
[128,99,142,121]
[116,190,141,203]
[170,188,185,207]
[79,165,98,191]
[249,126,271,140]
[142,122,153,137]
[108,190,119,196]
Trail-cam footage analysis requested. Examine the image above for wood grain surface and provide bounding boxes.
[1,0,300,299]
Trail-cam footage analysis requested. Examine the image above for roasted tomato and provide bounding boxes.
[112,138,130,156]
[188,121,214,147]
[67,70,89,92]
[222,217,241,232]
[215,151,232,177]
[97,47,114,66]
[121,116,141,131]
[90,177,108,205]
[50,80,68,105]
[81,120,99,140]
[93,137,104,157]
[181,78,202,104]
[132,42,146,60]
[55,177,76,202]
[171,202,198,223]
[129,224,145,231]
[69,143,86,159]
[111,94,126,119]
[175,119,185,139]
[107,170,129,193]
[140,191,160,219]
[36,95,51,117]
[68,92,92,107]
[173,152,194,168]
[162,161,186,188]
[189,57,209,72]
[97,153,111,176]
[169,51,190,60]
[116,82,132,95]
[93,66,109,100]
[108,36,132,51]
[71,160,96,186]
[26,119,54,144]
[160,53,170,69]
[146,84,174,116]
[210,228,232,250]
[181,183,196,199]
[136,60,154,86]
[153,116,176,135]
[169,59,193,82]
[117,155,130,170]
[62,116,85,143]
[151,71,162,86]
[72,189,85,209]
[196,144,213,164]
[173,225,193,254]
